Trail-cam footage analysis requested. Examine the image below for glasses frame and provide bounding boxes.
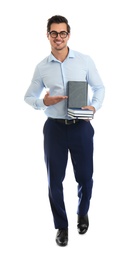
[49,30,69,39]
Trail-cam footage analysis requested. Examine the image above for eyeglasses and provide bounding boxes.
[49,31,69,39]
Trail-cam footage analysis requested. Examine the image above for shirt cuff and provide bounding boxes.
[35,99,48,110]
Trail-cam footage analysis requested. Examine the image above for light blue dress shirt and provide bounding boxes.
[24,49,105,119]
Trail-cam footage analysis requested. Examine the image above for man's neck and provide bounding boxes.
[51,47,69,62]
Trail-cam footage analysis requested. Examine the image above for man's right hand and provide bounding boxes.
[43,91,68,106]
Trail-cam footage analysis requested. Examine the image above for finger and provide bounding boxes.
[56,95,68,99]
[81,106,88,109]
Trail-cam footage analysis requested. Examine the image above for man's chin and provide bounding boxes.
[55,46,64,51]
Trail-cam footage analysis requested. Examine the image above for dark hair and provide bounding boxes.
[47,15,71,33]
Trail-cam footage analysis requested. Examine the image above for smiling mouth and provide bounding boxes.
[54,39,63,43]
[55,41,62,44]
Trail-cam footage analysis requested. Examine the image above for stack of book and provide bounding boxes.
[68,108,94,119]
[67,81,94,119]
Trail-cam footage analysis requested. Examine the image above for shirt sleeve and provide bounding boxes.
[24,65,47,110]
[86,56,105,111]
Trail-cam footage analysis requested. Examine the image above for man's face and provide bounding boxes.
[47,23,70,51]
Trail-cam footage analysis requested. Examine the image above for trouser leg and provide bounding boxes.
[43,119,68,229]
[68,120,94,216]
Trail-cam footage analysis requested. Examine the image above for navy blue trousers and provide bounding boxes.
[43,118,94,229]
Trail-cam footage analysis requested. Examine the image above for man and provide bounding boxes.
[24,15,105,247]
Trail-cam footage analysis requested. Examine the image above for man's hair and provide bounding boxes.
[47,15,71,33]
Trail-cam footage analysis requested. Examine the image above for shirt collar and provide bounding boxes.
[48,48,75,62]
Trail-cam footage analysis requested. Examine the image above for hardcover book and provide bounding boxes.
[68,108,94,115]
[67,81,88,108]
[68,108,94,119]
[68,114,94,120]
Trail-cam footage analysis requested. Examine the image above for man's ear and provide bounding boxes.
[46,32,49,39]
[68,33,71,40]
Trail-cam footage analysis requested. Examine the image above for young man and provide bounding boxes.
[24,15,105,246]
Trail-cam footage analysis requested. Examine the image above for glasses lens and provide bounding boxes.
[50,31,58,38]
[60,31,68,38]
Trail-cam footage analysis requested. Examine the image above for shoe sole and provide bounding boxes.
[56,239,68,246]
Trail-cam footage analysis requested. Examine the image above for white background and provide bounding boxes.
[0,0,129,259]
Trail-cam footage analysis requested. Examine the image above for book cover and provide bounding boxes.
[67,81,88,108]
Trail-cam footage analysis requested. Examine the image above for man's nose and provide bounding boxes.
[56,33,62,38]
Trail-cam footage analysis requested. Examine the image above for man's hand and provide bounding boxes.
[81,105,96,113]
[81,105,96,121]
[43,91,68,106]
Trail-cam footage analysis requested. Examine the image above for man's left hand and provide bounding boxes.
[81,106,96,121]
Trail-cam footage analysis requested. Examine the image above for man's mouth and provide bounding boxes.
[54,40,63,45]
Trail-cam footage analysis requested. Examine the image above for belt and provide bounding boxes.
[48,118,79,125]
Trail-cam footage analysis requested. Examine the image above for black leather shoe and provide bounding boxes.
[77,214,89,234]
[56,229,68,246]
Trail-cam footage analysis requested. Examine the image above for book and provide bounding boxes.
[67,81,94,119]
[68,114,93,120]
[68,108,94,115]
[67,81,88,108]
[68,108,94,120]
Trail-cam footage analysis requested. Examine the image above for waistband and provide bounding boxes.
[48,118,79,125]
